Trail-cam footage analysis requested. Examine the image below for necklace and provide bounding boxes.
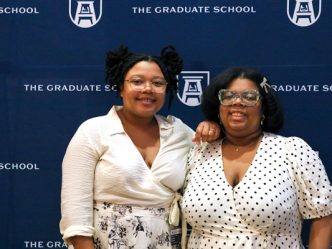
[225,134,263,152]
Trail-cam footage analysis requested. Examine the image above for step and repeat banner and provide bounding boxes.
[1,0,331,248]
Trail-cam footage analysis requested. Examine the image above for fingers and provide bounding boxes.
[210,125,221,141]
[193,122,220,144]
[208,128,216,136]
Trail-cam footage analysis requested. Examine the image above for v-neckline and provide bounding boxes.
[123,121,162,171]
[219,134,264,189]
[116,109,162,170]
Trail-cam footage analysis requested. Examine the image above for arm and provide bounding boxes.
[60,122,99,244]
[69,236,95,249]
[285,137,332,248]
[192,121,221,144]
[308,214,332,249]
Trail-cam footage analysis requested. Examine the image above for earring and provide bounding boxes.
[260,115,265,126]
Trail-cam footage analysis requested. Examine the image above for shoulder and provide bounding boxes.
[78,106,121,133]
[156,114,194,136]
[262,133,307,147]
[157,114,188,127]
[285,136,310,147]
[284,135,315,155]
[263,133,314,153]
[77,115,108,133]
[263,132,285,142]
[282,135,320,166]
[74,107,122,142]
[80,115,108,126]
[188,140,221,160]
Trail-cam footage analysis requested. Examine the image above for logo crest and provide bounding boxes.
[177,71,210,107]
[69,0,102,28]
[287,0,321,27]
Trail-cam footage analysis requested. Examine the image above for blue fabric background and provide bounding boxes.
[1,1,331,248]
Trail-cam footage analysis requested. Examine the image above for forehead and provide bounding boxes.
[126,61,163,77]
[227,78,258,91]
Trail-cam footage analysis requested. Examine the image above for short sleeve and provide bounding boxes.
[285,136,332,219]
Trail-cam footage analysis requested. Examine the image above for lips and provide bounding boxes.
[137,97,156,105]
[229,110,246,121]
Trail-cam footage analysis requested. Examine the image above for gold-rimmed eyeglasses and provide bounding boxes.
[125,78,168,93]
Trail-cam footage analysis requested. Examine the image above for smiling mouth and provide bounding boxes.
[228,111,247,123]
[137,98,156,104]
[230,111,245,117]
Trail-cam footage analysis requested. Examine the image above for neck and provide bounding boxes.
[224,131,263,152]
[117,108,156,128]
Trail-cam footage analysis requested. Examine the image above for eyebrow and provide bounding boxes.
[129,74,165,79]
[226,89,258,93]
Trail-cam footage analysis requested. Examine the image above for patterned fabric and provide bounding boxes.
[94,202,172,249]
[182,133,332,249]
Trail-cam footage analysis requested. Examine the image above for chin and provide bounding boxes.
[229,123,246,129]
[137,107,160,116]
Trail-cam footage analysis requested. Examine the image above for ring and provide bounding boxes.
[209,128,216,133]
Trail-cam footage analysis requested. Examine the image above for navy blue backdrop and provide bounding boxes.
[1,1,331,248]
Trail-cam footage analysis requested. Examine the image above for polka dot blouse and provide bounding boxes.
[182,133,332,249]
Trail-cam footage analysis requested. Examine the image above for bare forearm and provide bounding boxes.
[308,214,332,249]
[69,236,94,249]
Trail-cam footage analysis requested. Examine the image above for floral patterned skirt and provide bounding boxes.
[93,202,173,249]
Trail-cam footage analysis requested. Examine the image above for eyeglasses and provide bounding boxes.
[218,89,261,107]
[125,78,168,93]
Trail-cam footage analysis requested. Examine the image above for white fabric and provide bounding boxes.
[182,132,332,249]
[60,106,193,243]
[169,192,182,226]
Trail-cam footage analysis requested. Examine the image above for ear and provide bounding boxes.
[119,84,124,97]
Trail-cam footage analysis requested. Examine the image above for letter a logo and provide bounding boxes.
[287,0,322,27]
[177,71,210,107]
[69,0,102,28]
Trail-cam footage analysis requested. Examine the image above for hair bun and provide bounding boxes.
[160,46,183,75]
[105,45,133,86]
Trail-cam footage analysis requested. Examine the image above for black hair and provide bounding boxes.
[201,67,284,133]
[105,45,183,109]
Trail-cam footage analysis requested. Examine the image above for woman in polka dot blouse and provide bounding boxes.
[182,67,332,249]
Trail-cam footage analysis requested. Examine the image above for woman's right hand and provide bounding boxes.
[69,236,95,249]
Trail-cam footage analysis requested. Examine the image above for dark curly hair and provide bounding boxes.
[201,67,284,134]
[105,45,183,109]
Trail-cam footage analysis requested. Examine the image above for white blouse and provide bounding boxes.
[60,106,193,241]
[182,133,332,249]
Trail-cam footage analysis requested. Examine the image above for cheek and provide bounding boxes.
[157,92,166,103]
[218,105,223,115]
[219,106,227,122]
[250,108,263,123]
[120,85,132,99]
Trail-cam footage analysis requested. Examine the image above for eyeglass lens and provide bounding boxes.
[126,78,167,93]
[219,90,260,106]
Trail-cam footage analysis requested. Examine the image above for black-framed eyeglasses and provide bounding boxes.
[125,78,168,93]
[218,89,261,107]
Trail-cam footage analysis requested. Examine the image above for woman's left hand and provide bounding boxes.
[192,121,221,144]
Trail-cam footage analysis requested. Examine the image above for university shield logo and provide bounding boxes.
[177,71,210,107]
[287,0,321,27]
[69,0,102,28]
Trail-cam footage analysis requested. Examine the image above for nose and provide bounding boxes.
[232,95,243,104]
[141,81,153,92]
